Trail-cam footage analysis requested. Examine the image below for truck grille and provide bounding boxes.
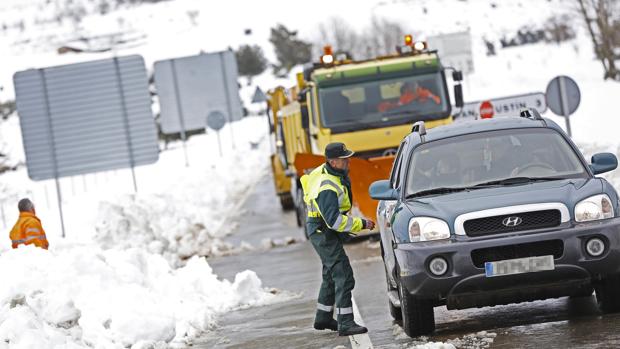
[471,240,564,268]
[463,209,561,237]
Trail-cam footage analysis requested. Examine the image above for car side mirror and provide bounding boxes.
[590,152,618,175]
[369,180,398,200]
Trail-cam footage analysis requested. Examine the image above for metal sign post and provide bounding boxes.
[170,59,190,167]
[39,69,66,238]
[207,111,227,157]
[113,57,138,191]
[218,51,236,150]
[546,76,581,138]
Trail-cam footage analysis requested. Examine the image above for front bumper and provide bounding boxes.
[394,218,620,309]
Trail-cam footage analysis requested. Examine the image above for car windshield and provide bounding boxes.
[405,128,589,197]
[318,72,449,130]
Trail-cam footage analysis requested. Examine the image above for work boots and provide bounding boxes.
[337,313,368,336]
[338,322,368,336]
[314,309,338,331]
[313,318,338,331]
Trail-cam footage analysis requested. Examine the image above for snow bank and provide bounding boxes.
[0,244,292,348]
[393,324,496,349]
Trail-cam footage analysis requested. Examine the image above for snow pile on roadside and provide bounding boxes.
[92,123,270,266]
[0,244,293,348]
[394,325,496,349]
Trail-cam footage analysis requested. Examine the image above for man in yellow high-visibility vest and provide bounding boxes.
[301,142,375,336]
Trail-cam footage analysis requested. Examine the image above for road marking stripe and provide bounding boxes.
[349,297,374,349]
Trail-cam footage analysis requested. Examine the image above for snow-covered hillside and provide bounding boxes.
[1,0,618,144]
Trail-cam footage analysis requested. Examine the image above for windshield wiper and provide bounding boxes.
[406,176,569,199]
[382,109,421,117]
[406,186,471,199]
[472,176,569,187]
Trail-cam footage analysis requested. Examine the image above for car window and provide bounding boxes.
[390,142,406,189]
[405,128,589,196]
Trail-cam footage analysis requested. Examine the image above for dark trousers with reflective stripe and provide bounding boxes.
[309,229,356,328]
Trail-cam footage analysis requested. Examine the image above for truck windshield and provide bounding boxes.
[318,72,449,131]
[405,128,589,198]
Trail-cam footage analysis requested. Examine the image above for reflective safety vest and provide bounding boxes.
[300,164,363,233]
[9,212,49,250]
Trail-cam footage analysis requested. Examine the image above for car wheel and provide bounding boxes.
[384,264,402,321]
[595,274,620,313]
[398,280,435,337]
[389,298,402,321]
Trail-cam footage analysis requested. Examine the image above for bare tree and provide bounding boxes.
[577,0,620,80]
[366,16,409,57]
[314,16,412,61]
[316,17,362,59]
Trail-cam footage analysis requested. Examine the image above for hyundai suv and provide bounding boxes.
[369,111,620,337]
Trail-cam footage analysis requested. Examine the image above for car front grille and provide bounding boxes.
[463,209,561,237]
[471,240,564,268]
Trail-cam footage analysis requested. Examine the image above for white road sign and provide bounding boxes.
[453,92,548,121]
[14,55,159,181]
[154,50,243,135]
[427,31,474,75]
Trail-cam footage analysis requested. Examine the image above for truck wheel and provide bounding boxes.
[398,280,435,337]
[595,274,620,313]
[279,193,294,211]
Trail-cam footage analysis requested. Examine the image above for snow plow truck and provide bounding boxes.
[267,36,465,237]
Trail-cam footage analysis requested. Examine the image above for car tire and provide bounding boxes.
[398,280,435,337]
[595,274,620,313]
[384,264,402,321]
[389,298,402,321]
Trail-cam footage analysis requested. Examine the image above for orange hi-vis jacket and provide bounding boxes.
[9,212,49,250]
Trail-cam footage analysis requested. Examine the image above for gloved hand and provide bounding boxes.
[363,219,376,231]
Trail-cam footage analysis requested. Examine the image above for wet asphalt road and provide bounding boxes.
[195,175,620,349]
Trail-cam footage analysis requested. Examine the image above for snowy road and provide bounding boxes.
[196,175,620,349]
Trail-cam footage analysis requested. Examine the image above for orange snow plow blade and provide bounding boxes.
[294,153,395,221]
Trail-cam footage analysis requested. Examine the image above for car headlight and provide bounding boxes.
[575,194,615,222]
[408,217,450,242]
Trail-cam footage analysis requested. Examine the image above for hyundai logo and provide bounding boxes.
[502,216,523,227]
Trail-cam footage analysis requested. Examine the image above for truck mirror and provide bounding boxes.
[454,84,464,108]
[301,104,310,129]
[452,70,463,82]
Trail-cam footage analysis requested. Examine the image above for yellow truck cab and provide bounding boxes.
[267,38,465,237]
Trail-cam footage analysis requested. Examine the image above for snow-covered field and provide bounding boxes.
[1,0,620,348]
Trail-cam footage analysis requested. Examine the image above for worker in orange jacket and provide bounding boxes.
[399,82,441,105]
[9,198,49,250]
[377,82,441,112]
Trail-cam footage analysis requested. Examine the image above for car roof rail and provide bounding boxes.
[411,121,427,142]
[520,108,547,126]
[411,121,427,135]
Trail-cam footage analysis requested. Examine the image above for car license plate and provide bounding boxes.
[485,255,555,277]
